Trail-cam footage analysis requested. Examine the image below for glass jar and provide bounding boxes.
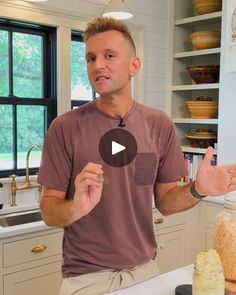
[192,249,225,295]
[214,193,236,282]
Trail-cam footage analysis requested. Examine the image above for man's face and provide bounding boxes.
[85,30,139,97]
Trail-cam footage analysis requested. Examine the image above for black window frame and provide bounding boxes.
[71,31,95,109]
[0,18,57,178]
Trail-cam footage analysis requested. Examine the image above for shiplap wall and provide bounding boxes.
[0,0,171,114]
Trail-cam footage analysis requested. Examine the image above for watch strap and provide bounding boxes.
[190,181,207,200]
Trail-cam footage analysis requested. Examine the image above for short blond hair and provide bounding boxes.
[83,17,136,53]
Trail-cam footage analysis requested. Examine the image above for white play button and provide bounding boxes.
[99,129,137,167]
[112,141,126,155]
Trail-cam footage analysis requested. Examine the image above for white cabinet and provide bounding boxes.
[199,200,223,251]
[152,200,226,274]
[0,228,63,295]
[156,229,185,274]
[153,208,188,274]
[4,262,61,295]
[169,0,223,176]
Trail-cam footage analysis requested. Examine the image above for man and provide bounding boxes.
[38,17,236,295]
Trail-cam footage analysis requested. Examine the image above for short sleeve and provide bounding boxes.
[37,118,72,192]
[156,118,188,183]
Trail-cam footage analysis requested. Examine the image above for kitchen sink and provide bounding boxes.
[0,210,42,227]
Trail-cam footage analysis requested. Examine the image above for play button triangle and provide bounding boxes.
[112,141,126,155]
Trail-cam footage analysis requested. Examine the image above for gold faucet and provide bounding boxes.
[10,144,43,207]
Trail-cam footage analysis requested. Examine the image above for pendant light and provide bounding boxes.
[102,0,133,20]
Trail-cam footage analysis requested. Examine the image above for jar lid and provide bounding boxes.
[175,284,192,295]
[224,192,236,210]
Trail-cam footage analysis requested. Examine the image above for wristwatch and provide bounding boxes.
[190,181,207,200]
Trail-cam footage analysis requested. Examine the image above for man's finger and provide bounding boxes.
[203,146,215,165]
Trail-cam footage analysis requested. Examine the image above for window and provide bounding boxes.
[71,32,95,108]
[0,19,56,177]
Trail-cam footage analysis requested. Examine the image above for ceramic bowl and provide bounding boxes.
[187,65,220,84]
[186,100,218,118]
[193,0,222,15]
[186,129,217,148]
[191,31,221,50]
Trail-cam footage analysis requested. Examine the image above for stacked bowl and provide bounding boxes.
[193,0,222,15]
[191,31,221,50]
[186,97,218,119]
[186,129,217,148]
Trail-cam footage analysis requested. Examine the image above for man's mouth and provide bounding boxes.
[95,76,110,81]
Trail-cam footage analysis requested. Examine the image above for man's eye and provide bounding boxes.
[87,56,96,63]
[106,53,115,59]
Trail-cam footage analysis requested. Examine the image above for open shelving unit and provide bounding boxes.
[169,0,223,159]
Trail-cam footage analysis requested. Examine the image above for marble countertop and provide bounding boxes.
[107,264,193,295]
[0,220,52,239]
[0,203,56,239]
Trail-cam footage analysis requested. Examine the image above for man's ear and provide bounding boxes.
[130,57,141,77]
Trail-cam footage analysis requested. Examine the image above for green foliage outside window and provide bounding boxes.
[13,32,43,98]
[71,40,91,92]
[0,30,9,96]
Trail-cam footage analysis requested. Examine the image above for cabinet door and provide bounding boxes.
[205,227,215,250]
[4,261,62,295]
[156,229,185,274]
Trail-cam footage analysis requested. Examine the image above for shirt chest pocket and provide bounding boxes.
[134,153,158,186]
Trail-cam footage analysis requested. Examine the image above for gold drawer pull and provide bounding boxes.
[154,218,164,224]
[159,243,164,250]
[31,244,47,253]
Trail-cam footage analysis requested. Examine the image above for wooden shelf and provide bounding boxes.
[173,118,218,124]
[181,145,218,155]
[175,11,222,26]
[174,48,221,58]
[172,84,220,91]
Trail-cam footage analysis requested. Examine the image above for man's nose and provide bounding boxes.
[93,56,105,69]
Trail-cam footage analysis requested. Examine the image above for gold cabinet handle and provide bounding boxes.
[159,243,164,250]
[31,244,47,253]
[154,217,164,224]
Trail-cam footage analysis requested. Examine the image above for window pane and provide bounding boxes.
[0,105,13,170]
[71,40,93,100]
[13,32,43,99]
[0,30,9,97]
[17,105,45,169]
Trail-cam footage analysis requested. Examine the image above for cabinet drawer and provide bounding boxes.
[152,209,186,234]
[3,232,63,268]
[4,261,62,295]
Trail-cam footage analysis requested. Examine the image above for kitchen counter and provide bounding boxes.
[0,203,59,238]
[108,264,193,295]
[0,220,53,238]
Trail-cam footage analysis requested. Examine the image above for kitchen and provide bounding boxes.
[0,0,236,294]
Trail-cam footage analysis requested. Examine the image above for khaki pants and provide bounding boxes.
[59,255,159,295]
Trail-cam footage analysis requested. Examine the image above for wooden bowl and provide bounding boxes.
[191,31,221,50]
[193,0,222,15]
[186,100,218,118]
[187,65,220,84]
